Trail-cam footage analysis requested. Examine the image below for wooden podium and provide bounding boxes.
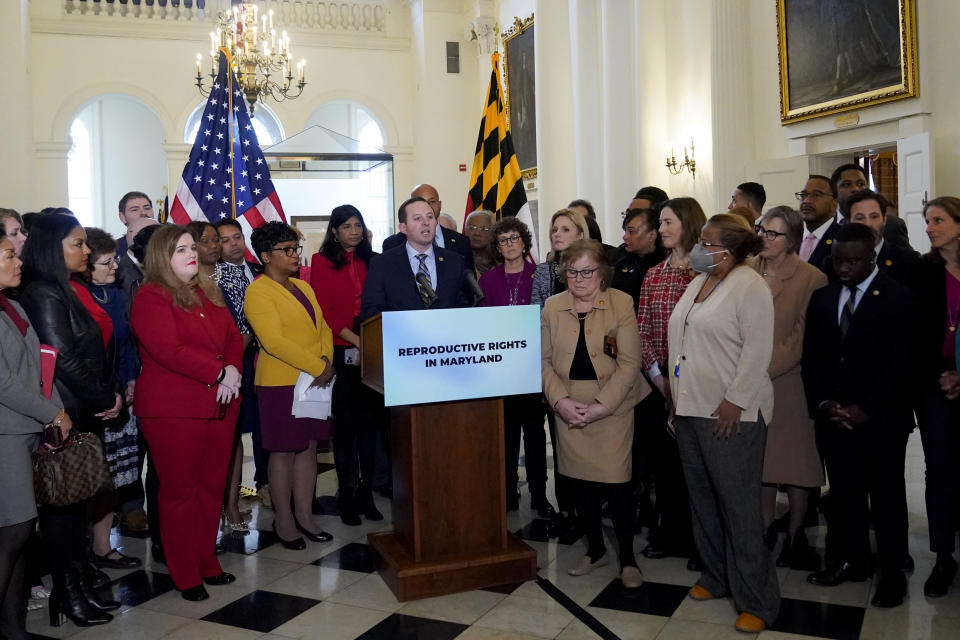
[360,314,537,601]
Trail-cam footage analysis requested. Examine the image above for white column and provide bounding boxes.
[710,0,755,212]
[0,0,36,210]
[34,142,73,208]
[568,0,603,210]
[533,0,577,256]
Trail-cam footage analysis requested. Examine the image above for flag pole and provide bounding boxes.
[223,46,238,220]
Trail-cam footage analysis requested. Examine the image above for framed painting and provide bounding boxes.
[777,0,917,124]
[502,14,537,179]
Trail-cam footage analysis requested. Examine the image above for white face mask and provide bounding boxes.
[688,243,728,273]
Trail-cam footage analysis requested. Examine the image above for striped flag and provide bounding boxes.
[465,53,537,262]
[169,48,285,260]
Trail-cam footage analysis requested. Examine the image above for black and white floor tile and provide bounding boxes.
[25,432,960,639]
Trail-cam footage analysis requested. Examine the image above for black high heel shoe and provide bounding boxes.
[76,561,120,611]
[49,572,113,627]
[272,522,306,550]
[180,584,210,601]
[356,483,384,522]
[295,520,333,543]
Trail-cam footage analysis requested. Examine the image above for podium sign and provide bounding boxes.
[380,305,541,407]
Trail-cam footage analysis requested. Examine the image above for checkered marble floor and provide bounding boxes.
[26,431,960,640]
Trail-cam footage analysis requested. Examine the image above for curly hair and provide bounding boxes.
[490,217,533,261]
[250,221,299,263]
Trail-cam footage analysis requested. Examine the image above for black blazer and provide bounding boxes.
[382,226,474,272]
[884,216,911,248]
[914,253,954,389]
[20,279,118,413]
[361,245,467,319]
[801,270,914,429]
[805,220,841,272]
[822,240,921,288]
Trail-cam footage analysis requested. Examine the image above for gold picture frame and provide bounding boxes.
[502,14,537,179]
[777,0,918,124]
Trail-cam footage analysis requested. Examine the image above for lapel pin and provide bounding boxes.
[621,267,628,272]
[438,256,444,262]
[885,259,892,266]
[825,239,833,245]
[872,290,879,296]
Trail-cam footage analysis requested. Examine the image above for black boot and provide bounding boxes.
[337,488,361,526]
[49,572,113,627]
[77,561,121,611]
[356,483,384,521]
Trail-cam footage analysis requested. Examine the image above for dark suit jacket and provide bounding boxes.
[806,220,841,272]
[115,253,144,311]
[361,245,467,319]
[382,227,474,272]
[883,216,911,248]
[801,270,914,429]
[822,240,921,288]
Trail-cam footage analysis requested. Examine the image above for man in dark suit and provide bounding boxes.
[216,218,263,282]
[382,184,474,272]
[824,189,921,287]
[362,197,468,318]
[801,223,913,608]
[115,191,155,256]
[831,163,911,248]
[797,175,841,271]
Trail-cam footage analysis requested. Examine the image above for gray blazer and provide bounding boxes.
[0,300,62,526]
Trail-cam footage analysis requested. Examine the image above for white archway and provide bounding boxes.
[183,100,285,145]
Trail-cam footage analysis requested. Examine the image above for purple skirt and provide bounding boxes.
[256,385,331,452]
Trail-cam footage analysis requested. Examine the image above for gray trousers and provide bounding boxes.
[675,415,780,625]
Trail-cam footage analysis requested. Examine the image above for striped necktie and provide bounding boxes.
[415,254,437,308]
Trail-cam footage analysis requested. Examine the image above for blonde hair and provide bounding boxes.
[547,208,588,261]
[143,225,203,310]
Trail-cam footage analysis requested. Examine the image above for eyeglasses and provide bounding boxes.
[756,228,788,241]
[565,267,598,280]
[94,257,119,268]
[467,224,491,232]
[795,190,832,201]
[497,234,522,246]
[269,245,303,257]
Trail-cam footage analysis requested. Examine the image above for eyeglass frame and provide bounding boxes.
[565,267,598,280]
[794,190,833,201]
[496,234,523,246]
[268,245,303,257]
[755,227,788,241]
[93,256,120,268]
[467,224,492,232]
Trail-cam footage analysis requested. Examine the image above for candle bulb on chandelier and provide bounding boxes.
[299,60,305,83]
[268,9,274,32]
[271,29,276,51]
[196,53,202,75]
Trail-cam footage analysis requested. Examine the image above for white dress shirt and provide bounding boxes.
[405,242,438,290]
[837,266,879,325]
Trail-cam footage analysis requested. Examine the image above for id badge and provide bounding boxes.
[673,355,680,377]
[344,347,359,365]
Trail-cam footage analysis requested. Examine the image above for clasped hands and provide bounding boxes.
[555,397,610,429]
[94,393,123,420]
[939,371,960,400]
[216,365,242,404]
[821,400,869,430]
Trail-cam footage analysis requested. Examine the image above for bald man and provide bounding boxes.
[382,183,474,270]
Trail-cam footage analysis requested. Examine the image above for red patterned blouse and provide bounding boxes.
[636,258,695,374]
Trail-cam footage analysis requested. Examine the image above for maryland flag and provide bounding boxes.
[465,53,538,262]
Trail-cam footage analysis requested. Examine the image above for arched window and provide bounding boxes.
[68,117,94,226]
[184,101,284,145]
[305,100,385,149]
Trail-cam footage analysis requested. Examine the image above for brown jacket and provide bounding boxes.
[541,288,649,415]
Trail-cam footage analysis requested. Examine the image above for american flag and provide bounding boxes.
[169,49,285,258]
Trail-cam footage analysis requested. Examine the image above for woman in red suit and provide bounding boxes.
[131,225,243,602]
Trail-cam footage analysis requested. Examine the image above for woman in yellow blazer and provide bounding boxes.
[245,222,334,550]
[541,240,650,588]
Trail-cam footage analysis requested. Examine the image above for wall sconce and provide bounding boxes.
[665,138,696,178]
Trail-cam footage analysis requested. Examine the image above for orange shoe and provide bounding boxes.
[734,612,765,633]
[688,585,713,601]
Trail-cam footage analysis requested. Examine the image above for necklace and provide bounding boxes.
[505,271,523,306]
[949,305,960,333]
[90,286,109,304]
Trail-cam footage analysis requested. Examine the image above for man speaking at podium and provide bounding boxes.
[362,197,468,318]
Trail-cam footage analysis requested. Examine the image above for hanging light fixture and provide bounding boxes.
[194,2,306,114]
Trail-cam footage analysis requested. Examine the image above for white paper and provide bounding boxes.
[292,371,334,419]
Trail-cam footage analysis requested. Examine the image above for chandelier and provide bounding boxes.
[194,2,306,113]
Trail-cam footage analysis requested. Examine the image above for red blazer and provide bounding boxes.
[131,283,243,419]
[309,251,368,347]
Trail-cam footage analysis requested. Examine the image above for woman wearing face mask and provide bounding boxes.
[309,205,381,526]
[635,197,705,566]
[131,225,243,601]
[667,213,778,633]
[531,209,588,308]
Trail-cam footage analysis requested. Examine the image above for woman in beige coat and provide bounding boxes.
[751,206,827,570]
[542,240,649,588]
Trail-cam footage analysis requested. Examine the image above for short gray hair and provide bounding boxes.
[759,205,804,254]
[466,209,494,225]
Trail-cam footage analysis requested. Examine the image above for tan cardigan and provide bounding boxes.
[541,288,650,415]
[667,265,774,422]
